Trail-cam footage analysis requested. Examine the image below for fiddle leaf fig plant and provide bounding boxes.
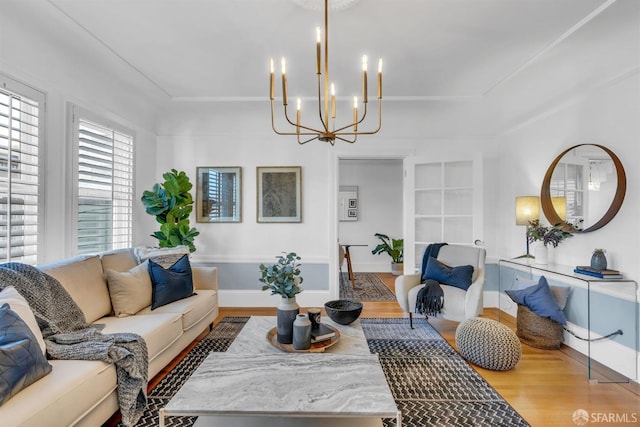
[141,169,199,252]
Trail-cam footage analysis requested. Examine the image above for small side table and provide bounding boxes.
[340,244,367,288]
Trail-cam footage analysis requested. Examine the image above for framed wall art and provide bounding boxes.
[257,166,302,223]
[196,166,242,223]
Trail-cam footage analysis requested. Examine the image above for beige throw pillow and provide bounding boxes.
[0,286,47,355]
[106,261,152,317]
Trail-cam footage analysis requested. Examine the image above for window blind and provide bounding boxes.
[0,84,41,264]
[75,112,133,254]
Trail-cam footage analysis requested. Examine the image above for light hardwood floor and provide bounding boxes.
[217,273,640,427]
[107,272,640,427]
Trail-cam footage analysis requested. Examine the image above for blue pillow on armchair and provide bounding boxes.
[506,276,567,325]
[423,256,474,291]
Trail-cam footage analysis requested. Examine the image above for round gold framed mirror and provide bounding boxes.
[540,144,626,233]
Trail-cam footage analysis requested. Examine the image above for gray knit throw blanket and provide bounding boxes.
[0,263,148,427]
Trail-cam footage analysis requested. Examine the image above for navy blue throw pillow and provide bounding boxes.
[0,303,52,406]
[148,254,195,310]
[505,276,567,325]
[423,257,474,291]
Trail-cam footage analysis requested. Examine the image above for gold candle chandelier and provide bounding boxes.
[269,0,383,145]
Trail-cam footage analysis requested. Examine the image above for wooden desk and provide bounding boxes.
[340,244,367,288]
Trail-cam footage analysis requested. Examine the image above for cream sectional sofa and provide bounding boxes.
[0,248,219,427]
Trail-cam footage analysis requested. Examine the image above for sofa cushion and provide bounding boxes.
[148,255,195,310]
[0,304,52,406]
[106,262,152,317]
[39,255,112,323]
[137,289,217,331]
[96,313,183,363]
[101,248,138,273]
[0,287,46,354]
[0,359,116,427]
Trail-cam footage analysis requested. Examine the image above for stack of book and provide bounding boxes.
[573,265,623,279]
[310,324,336,343]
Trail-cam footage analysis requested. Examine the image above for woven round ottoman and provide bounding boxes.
[455,317,521,371]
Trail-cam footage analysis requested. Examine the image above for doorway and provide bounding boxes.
[335,157,404,298]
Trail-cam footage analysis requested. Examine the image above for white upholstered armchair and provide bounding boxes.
[395,245,486,327]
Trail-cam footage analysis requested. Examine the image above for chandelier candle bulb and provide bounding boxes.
[378,59,382,99]
[353,96,358,132]
[296,98,301,134]
[281,57,288,106]
[362,55,368,103]
[269,58,275,100]
[331,83,336,118]
[316,27,322,75]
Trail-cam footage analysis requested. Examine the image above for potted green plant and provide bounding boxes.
[371,233,404,275]
[141,169,200,252]
[259,252,304,344]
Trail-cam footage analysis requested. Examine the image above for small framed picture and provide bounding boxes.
[257,166,302,223]
[348,199,357,208]
[196,166,242,223]
[348,209,358,218]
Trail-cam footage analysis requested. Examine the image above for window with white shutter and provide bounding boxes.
[0,77,43,264]
[72,106,133,255]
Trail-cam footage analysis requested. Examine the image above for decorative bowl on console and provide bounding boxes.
[324,299,363,325]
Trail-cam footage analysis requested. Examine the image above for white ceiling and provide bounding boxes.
[3,0,637,115]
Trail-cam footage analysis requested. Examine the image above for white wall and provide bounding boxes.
[0,1,166,262]
[338,159,403,272]
[490,0,640,281]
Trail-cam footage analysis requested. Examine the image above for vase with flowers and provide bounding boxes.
[259,252,304,344]
[527,220,573,264]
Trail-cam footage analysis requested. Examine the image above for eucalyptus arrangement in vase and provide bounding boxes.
[259,252,304,344]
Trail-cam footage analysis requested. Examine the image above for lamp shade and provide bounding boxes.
[515,196,540,225]
[551,196,567,221]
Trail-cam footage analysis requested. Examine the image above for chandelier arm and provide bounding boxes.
[297,135,320,145]
[335,135,357,144]
[333,99,382,135]
[332,102,368,134]
[271,101,322,135]
[283,105,326,134]
[317,75,329,131]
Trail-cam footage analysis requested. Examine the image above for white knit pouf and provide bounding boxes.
[455,317,521,371]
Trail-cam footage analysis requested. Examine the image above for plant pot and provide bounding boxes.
[534,244,548,265]
[391,262,404,276]
[277,295,299,344]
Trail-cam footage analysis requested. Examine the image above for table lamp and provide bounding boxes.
[515,196,540,258]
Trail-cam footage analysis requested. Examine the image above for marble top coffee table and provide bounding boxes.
[160,316,401,427]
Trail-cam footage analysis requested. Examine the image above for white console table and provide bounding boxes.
[498,258,638,383]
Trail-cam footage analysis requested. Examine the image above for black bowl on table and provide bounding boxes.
[324,299,363,325]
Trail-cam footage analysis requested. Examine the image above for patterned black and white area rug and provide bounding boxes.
[120,317,529,427]
[339,272,396,301]
[361,318,530,427]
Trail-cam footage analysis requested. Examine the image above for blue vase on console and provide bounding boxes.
[277,296,299,344]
